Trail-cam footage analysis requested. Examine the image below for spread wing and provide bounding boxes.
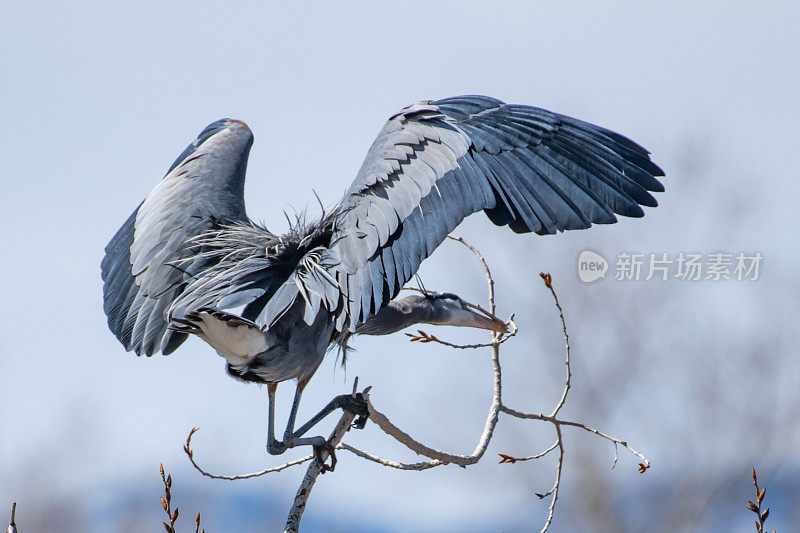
[323,95,665,330]
[100,119,254,356]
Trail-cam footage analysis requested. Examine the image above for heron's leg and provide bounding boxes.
[279,379,338,472]
[291,393,370,438]
[280,379,369,472]
[266,383,286,455]
[265,381,333,469]
[283,378,307,441]
[286,391,370,473]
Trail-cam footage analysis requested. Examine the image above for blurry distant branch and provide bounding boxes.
[179,235,649,533]
[159,463,204,533]
[748,468,775,533]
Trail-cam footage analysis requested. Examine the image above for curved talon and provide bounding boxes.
[340,392,370,423]
[352,416,368,430]
[314,440,337,473]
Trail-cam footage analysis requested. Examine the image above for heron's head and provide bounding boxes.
[165,118,254,176]
[425,293,508,333]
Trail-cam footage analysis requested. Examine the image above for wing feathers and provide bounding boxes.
[101,120,253,356]
[320,96,664,331]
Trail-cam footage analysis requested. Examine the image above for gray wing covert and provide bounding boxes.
[322,95,665,331]
[101,119,254,356]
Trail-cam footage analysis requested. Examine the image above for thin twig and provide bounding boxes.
[183,427,314,480]
[447,235,496,312]
[160,463,179,533]
[748,468,774,533]
[539,273,572,418]
[498,442,559,464]
[405,315,518,349]
[402,235,513,349]
[539,426,565,532]
[611,442,619,470]
[7,502,16,533]
[159,463,204,532]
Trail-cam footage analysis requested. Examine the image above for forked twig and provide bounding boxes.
[494,272,648,531]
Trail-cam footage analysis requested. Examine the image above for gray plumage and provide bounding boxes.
[101,118,252,357]
[100,96,665,463]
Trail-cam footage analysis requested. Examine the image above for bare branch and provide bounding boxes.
[283,389,367,533]
[337,442,444,470]
[364,372,501,466]
[447,235,496,312]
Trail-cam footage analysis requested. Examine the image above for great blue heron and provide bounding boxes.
[101,95,664,470]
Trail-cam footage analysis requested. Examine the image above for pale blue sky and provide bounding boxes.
[2,2,799,531]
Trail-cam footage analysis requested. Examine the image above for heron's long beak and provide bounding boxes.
[469,309,508,333]
[447,307,508,333]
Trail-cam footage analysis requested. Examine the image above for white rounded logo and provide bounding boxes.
[578,250,608,283]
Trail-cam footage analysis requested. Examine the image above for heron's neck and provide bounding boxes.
[355,297,433,336]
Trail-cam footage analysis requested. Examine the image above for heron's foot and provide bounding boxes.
[334,391,370,429]
[283,434,337,473]
[313,440,337,474]
[266,439,287,456]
